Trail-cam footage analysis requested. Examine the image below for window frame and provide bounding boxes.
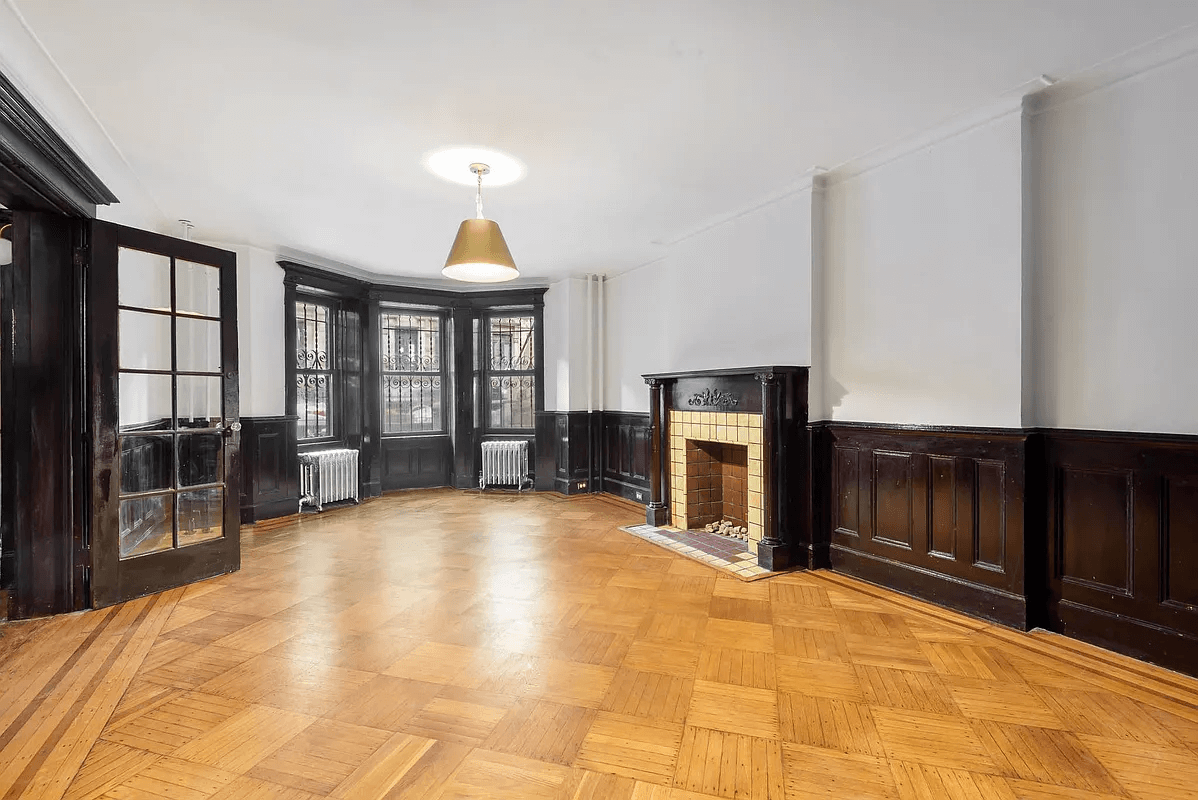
[480,308,538,433]
[293,292,342,445]
[378,305,450,438]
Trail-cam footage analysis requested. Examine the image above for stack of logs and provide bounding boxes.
[704,519,748,539]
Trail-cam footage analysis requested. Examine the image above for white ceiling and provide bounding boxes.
[12,0,1198,282]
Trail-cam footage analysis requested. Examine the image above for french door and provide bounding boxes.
[89,221,240,608]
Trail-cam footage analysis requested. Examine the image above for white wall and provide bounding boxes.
[543,277,593,411]
[1030,52,1198,435]
[604,193,813,413]
[233,246,287,417]
[819,106,1025,427]
[0,3,166,231]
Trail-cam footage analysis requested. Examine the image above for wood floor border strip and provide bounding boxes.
[0,589,181,800]
[5,598,159,800]
[0,608,119,757]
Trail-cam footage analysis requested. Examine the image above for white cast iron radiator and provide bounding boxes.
[299,449,360,512]
[480,440,531,490]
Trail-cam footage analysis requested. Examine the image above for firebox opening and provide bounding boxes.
[685,440,748,532]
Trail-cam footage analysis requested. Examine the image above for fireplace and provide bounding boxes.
[671,414,760,540]
[684,439,748,530]
[643,367,809,570]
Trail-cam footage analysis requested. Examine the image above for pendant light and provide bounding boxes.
[442,163,519,283]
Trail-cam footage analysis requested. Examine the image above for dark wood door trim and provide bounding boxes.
[0,69,118,216]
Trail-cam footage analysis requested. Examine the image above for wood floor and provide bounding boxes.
[3,489,1198,800]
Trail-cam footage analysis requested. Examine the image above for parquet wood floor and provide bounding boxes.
[2,488,1198,799]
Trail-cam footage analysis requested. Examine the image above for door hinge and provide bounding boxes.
[73,245,89,268]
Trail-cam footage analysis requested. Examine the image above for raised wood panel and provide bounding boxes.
[974,460,1006,571]
[600,411,651,504]
[834,447,860,536]
[822,425,1028,630]
[1044,430,1198,676]
[872,452,912,549]
[556,415,570,479]
[928,456,955,559]
[381,436,451,491]
[1165,477,1198,607]
[239,417,298,523]
[1059,468,1132,595]
[259,432,281,493]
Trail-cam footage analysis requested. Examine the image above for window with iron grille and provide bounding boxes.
[380,311,444,434]
[485,313,536,430]
[295,299,336,440]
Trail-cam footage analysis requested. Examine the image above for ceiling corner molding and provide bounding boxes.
[823,93,1028,187]
[0,67,118,216]
[1025,24,1198,117]
[275,247,550,293]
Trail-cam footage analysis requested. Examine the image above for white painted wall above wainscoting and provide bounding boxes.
[543,277,593,412]
[604,191,814,415]
[819,99,1026,428]
[224,245,286,418]
[1028,46,1198,435]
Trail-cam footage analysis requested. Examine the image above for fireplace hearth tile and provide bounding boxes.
[620,525,794,582]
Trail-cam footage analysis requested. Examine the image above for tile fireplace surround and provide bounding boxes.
[643,366,810,571]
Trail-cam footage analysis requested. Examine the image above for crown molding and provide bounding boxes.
[823,92,1029,187]
[275,246,550,293]
[0,67,117,215]
[1026,23,1198,116]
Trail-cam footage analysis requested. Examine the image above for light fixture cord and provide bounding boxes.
[475,170,484,219]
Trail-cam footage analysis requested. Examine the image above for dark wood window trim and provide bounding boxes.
[277,261,544,493]
[293,293,341,444]
[480,308,538,433]
[379,304,450,438]
[282,268,367,454]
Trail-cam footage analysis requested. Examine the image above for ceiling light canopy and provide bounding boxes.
[442,163,519,283]
[426,147,524,187]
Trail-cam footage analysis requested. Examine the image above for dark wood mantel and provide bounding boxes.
[643,366,811,571]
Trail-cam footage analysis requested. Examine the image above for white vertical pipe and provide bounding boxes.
[598,274,605,412]
[586,273,594,414]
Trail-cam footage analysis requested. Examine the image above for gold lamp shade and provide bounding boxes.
[442,218,519,283]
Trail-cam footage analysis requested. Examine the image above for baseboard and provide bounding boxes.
[240,496,299,524]
[553,475,593,495]
[830,544,1029,630]
[601,475,650,505]
[595,492,647,514]
[1054,600,1198,678]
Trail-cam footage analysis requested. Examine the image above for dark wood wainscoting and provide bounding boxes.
[380,435,453,491]
[534,411,650,501]
[240,417,299,523]
[601,412,651,504]
[534,411,594,495]
[1044,429,1198,675]
[819,424,1031,628]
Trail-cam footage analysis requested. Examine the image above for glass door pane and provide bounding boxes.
[115,245,226,560]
